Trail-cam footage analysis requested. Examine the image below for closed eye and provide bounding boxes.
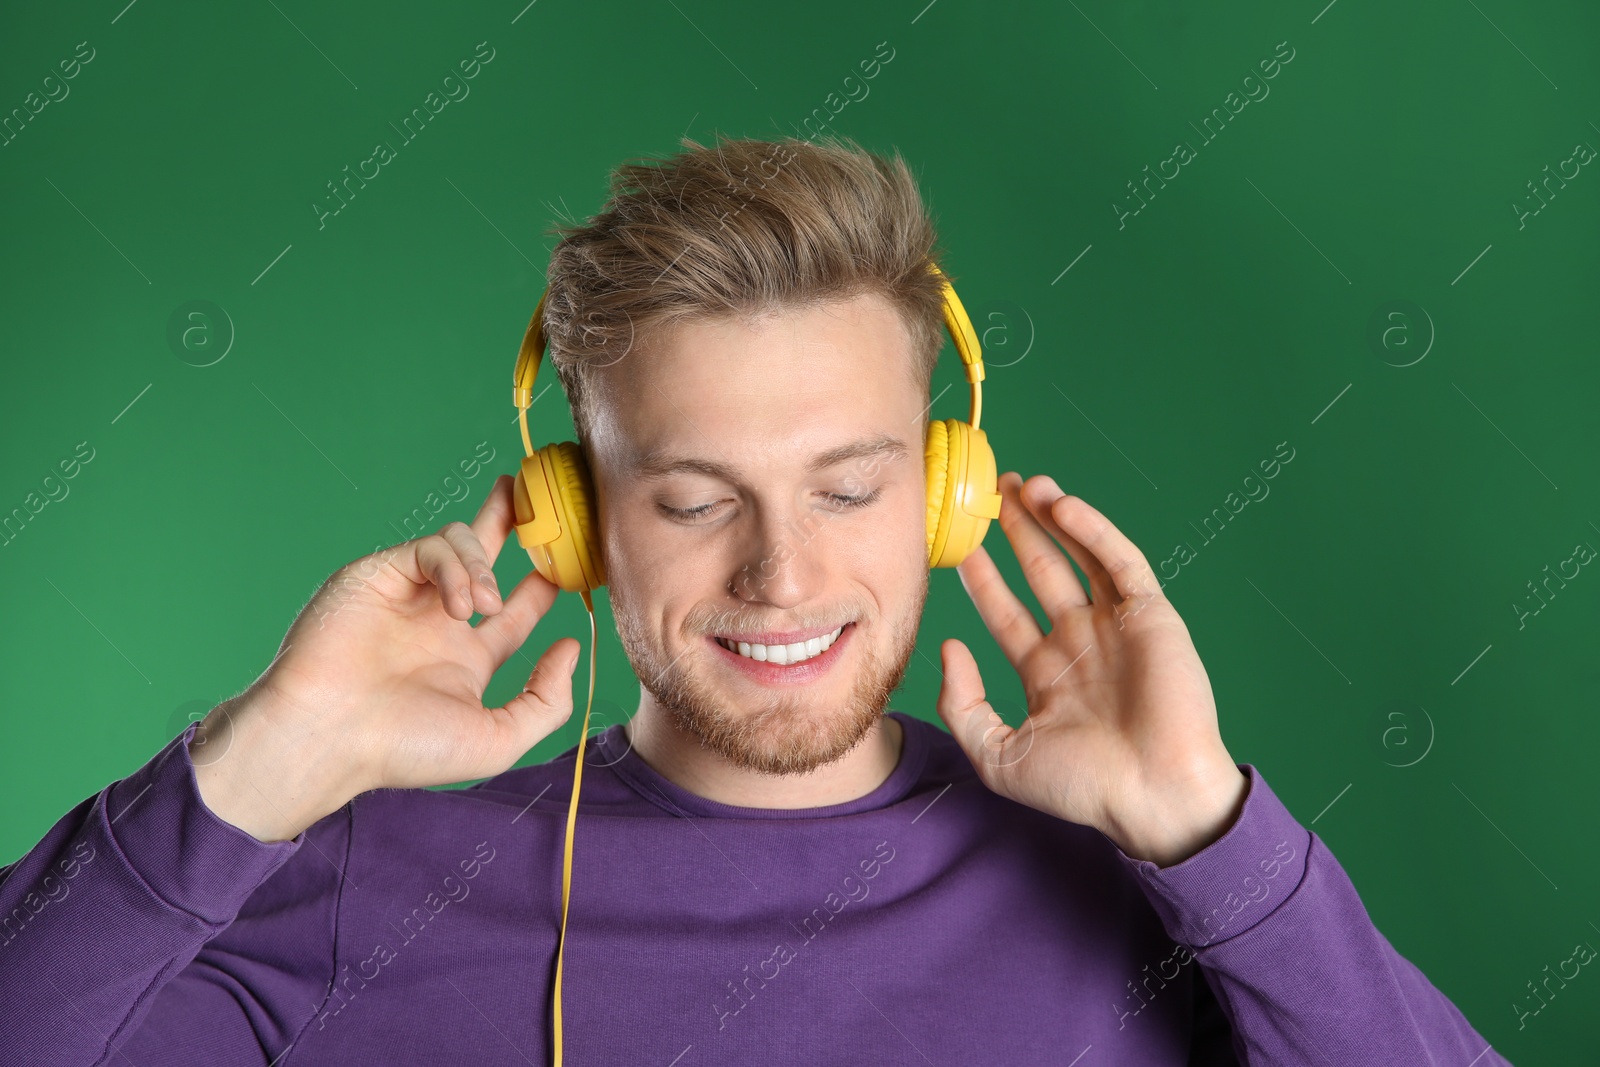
[660,488,883,523]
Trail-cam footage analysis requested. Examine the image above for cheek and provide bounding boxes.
[602,503,678,580]
[836,494,928,607]
[882,488,930,568]
[603,510,717,622]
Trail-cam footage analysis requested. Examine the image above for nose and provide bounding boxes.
[727,501,828,610]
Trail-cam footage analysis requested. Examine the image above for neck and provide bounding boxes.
[621,708,905,809]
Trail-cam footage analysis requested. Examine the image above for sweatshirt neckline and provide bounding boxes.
[594,711,929,819]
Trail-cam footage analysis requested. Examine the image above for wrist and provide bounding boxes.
[190,689,357,843]
[1110,758,1249,868]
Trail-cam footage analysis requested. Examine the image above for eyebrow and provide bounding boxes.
[633,432,912,482]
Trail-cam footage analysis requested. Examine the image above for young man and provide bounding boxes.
[0,136,1508,1065]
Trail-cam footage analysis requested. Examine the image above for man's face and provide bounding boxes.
[587,291,930,777]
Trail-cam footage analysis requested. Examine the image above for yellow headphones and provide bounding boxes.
[510,262,1002,587]
[509,261,1001,1064]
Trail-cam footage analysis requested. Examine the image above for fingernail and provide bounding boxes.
[478,572,500,597]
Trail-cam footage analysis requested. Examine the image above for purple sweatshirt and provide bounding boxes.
[0,711,1508,1065]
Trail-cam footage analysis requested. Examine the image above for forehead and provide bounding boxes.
[589,291,927,479]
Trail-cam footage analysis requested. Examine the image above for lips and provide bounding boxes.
[713,625,845,665]
[706,622,855,685]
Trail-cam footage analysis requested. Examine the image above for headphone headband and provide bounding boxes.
[513,287,550,410]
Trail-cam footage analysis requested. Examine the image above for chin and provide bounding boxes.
[686,702,881,777]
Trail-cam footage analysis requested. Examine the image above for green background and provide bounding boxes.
[3,0,1596,1061]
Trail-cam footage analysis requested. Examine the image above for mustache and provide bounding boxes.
[688,604,865,637]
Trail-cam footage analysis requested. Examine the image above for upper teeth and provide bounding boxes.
[716,625,845,665]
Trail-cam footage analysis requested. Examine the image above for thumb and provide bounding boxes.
[934,638,1007,775]
[494,637,580,754]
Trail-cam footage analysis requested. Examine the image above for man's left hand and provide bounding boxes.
[935,471,1248,868]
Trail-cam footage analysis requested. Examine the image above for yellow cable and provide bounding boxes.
[552,589,596,1066]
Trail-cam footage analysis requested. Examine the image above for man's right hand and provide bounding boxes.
[190,474,581,843]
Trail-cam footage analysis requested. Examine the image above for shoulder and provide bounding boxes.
[897,711,979,786]
[888,713,1166,930]
[343,729,648,834]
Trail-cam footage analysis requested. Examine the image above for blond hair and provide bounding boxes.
[539,133,950,443]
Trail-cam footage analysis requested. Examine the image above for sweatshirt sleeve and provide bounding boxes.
[0,724,346,1067]
[1112,763,1512,1067]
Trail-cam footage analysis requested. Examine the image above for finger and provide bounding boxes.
[954,542,1044,673]
[1028,478,1163,603]
[438,521,503,617]
[469,474,517,571]
[995,471,1090,618]
[472,564,562,669]
[934,638,1012,783]
[1017,474,1116,605]
[409,532,479,621]
[466,638,580,780]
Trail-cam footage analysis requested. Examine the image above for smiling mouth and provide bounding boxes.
[713,624,848,666]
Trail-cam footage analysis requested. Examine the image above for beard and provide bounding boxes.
[609,573,927,777]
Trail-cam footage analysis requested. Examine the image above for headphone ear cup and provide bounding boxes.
[923,419,951,567]
[546,441,606,591]
[512,442,607,593]
[925,418,1001,569]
